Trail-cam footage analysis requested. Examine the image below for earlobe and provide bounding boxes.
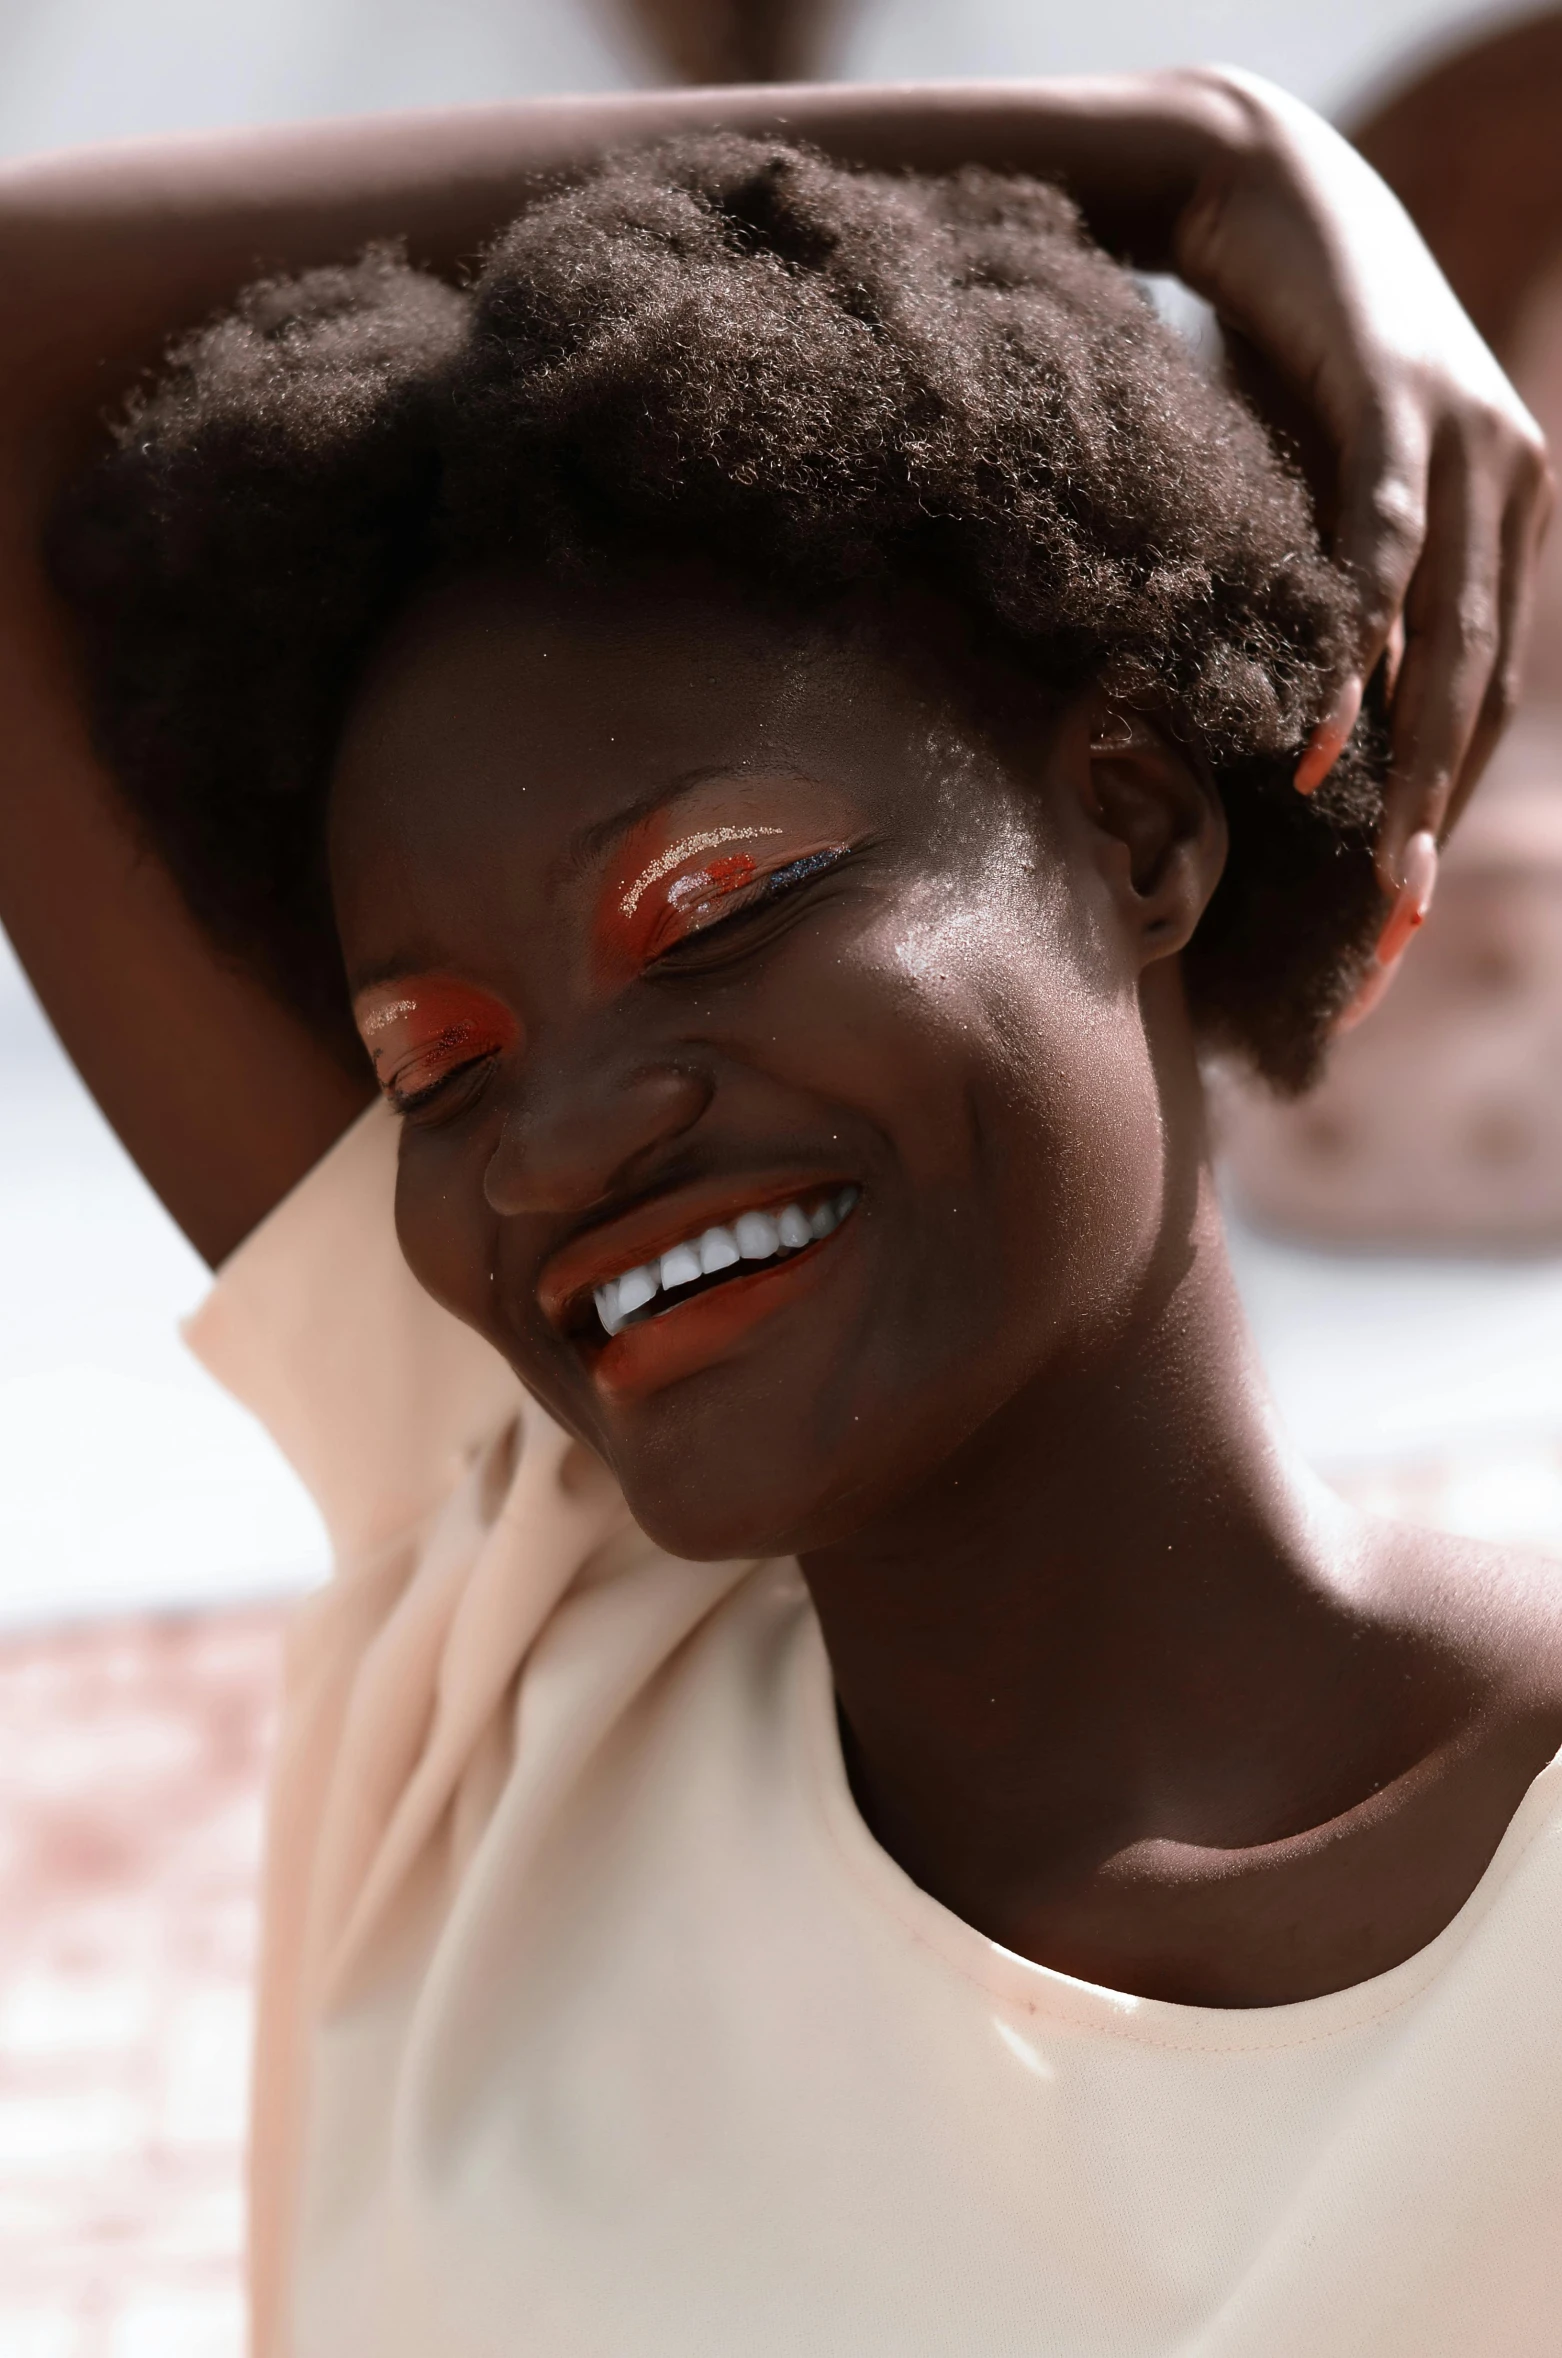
[1082,699,1227,965]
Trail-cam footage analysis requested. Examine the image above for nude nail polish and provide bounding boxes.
[1378,829,1438,965]
[1295,675,1364,796]
[1337,949,1403,1032]
[1335,829,1438,1033]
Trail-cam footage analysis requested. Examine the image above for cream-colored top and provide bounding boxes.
[187,1104,1562,2358]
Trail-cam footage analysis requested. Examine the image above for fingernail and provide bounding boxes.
[1379,827,1438,961]
[1295,675,1364,796]
[1337,945,1405,1032]
[1337,828,1438,1033]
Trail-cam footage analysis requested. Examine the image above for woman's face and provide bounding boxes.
[329,573,1195,1559]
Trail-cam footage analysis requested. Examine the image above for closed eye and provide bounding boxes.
[647,845,857,972]
[391,1051,502,1122]
[356,978,519,1122]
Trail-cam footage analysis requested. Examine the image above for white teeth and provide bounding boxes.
[617,1264,658,1318]
[699,1225,740,1274]
[735,1209,781,1259]
[591,1188,860,1337]
[660,1241,703,1291]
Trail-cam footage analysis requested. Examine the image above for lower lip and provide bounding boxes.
[589,1226,849,1403]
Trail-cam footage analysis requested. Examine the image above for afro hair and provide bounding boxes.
[52,133,1386,1090]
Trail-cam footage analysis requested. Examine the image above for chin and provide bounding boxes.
[610,1448,837,1565]
[604,1390,942,1565]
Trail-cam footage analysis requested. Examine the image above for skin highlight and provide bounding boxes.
[330,567,1562,2010]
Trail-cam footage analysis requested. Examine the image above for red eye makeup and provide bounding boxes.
[595,780,857,982]
[353,976,519,1111]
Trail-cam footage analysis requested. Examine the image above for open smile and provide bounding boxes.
[537,1179,862,1401]
[593,1185,859,1337]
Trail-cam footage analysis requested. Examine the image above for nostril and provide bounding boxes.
[483,1061,712,1217]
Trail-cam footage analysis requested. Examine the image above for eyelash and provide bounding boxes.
[649,845,853,969]
[390,1051,501,1121]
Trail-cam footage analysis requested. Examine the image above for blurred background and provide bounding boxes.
[3,1,1562,2352]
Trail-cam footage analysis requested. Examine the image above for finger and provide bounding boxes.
[1299,414,1427,803]
[1441,447,1553,838]
[1334,829,1439,1037]
[1382,613,1406,702]
[1376,434,1504,889]
[1294,420,1425,797]
[1329,410,1430,688]
[1294,672,1361,796]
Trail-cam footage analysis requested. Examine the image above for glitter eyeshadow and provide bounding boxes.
[353,977,519,1107]
[598,809,850,978]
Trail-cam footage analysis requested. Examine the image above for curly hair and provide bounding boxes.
[52,134,1386,1091]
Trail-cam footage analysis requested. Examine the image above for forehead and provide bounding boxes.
[328,569,954,877]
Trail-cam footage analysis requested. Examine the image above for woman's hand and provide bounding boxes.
[1169,68,1554,892]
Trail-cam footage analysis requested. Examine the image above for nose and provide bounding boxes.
[483,1055,713,1218]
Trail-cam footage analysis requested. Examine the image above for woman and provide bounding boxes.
[2,75,1554,2356]
[1219,8,1562,1248]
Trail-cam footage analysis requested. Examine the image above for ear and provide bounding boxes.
[1066,691,1228,966]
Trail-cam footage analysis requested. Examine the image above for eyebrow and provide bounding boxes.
[347,946,475,997]
[559,763,831,885]
[558,766,748,883]
[350,767,827,992]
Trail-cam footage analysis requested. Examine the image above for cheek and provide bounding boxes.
[392,1135,501,1338]
[849,884,1105,1133]
[843,886,1167,1296]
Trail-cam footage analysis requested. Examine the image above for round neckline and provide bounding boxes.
[786,1583,1562,2054]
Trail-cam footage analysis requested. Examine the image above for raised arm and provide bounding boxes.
[0,71,1543,1262]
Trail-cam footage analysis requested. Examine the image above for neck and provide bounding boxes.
[799,1160,1455,1965]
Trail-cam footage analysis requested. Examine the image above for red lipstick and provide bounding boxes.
[536,1172,862,1404]
[592,1218,854,1402]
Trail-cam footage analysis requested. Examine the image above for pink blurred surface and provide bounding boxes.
[0,1607,283,2358]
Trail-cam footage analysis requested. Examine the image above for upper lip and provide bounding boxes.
[537,1168,857,1335]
